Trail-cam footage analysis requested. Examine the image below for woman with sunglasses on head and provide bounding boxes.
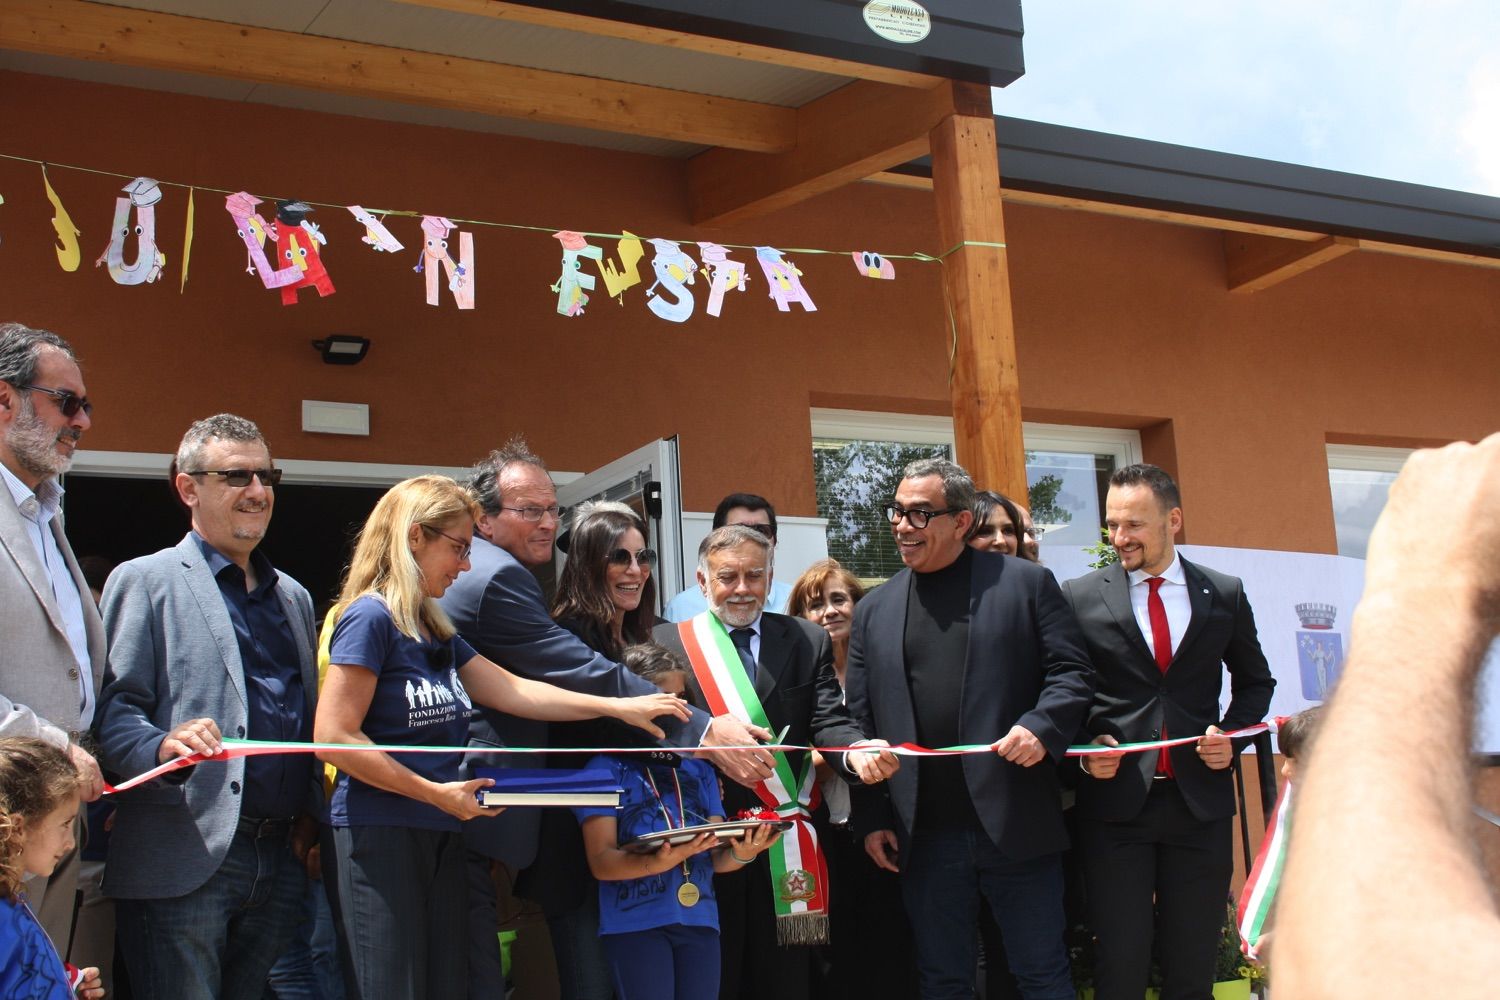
[519,502,663,1000]
[787,560,919,1000]
[313,477,687,1000]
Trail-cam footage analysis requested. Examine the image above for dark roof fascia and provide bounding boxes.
[891,116,1500,258]
[501,0,1025,86]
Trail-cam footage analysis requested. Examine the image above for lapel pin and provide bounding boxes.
[1202,588,1210,594]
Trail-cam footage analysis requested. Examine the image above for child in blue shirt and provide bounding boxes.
[0,737,104,1000]
[575,643,782,1000]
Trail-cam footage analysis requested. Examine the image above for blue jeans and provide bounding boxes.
[901,824,1072,1000]
[118,825,307,1000]
[265,876,346,1000]
[602,924,719,1000]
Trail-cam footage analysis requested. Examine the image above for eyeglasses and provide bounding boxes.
[185,468,282,488]
[885,504,963,529]
[734,522,777,541]
[425,525,472,560]
[18,384,92,418]
[606,547,657,569]
[1023,525,1044,539]
[501,504,562,523]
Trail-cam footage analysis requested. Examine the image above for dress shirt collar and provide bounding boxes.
[192,531,279,596]
[1127,550,1184,589]
[0,461,62,524]
[711,610,763,637]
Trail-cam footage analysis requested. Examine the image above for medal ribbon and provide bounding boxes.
[676,613,827,929]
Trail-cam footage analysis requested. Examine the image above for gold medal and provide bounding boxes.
[677,880,701,907]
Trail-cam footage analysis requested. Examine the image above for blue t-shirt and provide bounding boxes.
[328,595,478,831]
[574,755,724,935]
[0,895,72,1000]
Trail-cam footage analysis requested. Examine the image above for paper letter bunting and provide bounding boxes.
[852,250,894,279]
[645,239,696,323]
[347,205,403,253]
[415,216,474,309]
[272,200,335,306]
[224,192,302,291]
[551,231,602,317]
[696,243,748,318]
[596,231,645,301]
[42,166,81,272]
[756,246,816,312]
[95,177,166,285]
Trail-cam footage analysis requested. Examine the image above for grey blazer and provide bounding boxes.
[96,533,319,899]
[0,477,106,747]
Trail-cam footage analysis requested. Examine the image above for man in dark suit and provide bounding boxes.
[1060,464,1275,1000]
[846,458,1094,1000]
[654,523,896,1000]
[438,439,776,997]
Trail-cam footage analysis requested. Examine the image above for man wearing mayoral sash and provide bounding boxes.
[846,458,1094,1000]
[655,523,898,1000]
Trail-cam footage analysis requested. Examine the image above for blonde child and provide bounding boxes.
[0,737,105,999]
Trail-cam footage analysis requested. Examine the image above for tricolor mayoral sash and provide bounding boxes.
[678,612,829,945]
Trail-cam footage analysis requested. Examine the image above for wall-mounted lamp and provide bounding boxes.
[311,335,370,365]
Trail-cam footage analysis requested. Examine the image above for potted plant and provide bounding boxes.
[1212,897,1255,999]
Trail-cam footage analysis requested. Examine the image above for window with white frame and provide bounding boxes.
[809,410,1142,584]
[1326,444,1413,560]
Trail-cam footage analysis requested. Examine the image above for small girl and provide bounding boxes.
[574,643,782,1000]
[0,737,105,1000]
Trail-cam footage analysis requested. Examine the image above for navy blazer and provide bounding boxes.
[844,551,1095,862]
[437,535,709,866]
[1060,556,1276,823]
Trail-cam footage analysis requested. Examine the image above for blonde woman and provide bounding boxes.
[314,475,686,1000]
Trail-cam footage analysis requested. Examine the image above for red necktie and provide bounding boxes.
[1147,576,1174,777]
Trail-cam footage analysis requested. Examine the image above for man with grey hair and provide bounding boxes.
[846,457,1094,1000]
[97,413,320,1000]
[439,437,782,996]
[652,523,897,1000]
[0,322,107,953]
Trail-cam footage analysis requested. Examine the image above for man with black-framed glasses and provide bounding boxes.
[846,457,1095,1000]
[0,322,107,961]
[96,413,321,1000]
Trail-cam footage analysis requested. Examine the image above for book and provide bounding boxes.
[622,818,793,853]
[472,767,623,808]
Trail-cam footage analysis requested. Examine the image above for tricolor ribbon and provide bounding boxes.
[1237,778,1292,960]
[101,722,1275,796]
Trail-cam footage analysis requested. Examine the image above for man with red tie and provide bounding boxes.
[1061,464,1275,1000]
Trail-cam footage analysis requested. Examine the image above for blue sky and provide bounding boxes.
[993,2,1500,196]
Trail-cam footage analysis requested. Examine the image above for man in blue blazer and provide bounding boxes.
[846,458,1094,1000]
[1061,464,1275,1000]
[97,414,320,1000]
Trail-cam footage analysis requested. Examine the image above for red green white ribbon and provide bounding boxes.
[1237,778,1292,961]
[676,613,827,944]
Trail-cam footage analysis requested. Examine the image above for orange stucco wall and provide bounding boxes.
[2,70,1497,555]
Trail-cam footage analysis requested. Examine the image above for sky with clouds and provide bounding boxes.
[991,1,1500,197]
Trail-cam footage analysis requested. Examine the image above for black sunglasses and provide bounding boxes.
[185,468,283,488]
[19,384,92,418]
[606,547,657,569]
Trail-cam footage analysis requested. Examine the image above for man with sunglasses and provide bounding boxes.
[844,458,1095,1000]
[0,323,107,956]
[440,439,780,996]
[662,492,795,622]
[96,414,321,1000]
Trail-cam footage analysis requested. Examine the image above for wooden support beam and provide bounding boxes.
[0,0,795,152]
[396,0,946,88]
[689,80,987,227]
[1224,232,1362,293]
[929,113,1028,504]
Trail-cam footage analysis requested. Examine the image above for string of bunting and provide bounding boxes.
[0,151,1002,327]
[102,723,1272,796]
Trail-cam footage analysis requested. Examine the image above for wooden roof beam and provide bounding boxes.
[1224,232,1361,293]
[688,80,990,227]
[0,0,796,153]
[394,0,947,89]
